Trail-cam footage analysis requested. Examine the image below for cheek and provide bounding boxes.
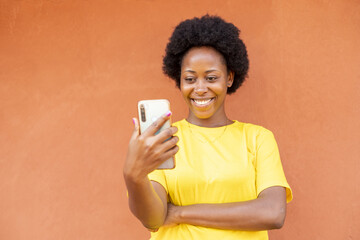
[213,83,228,95]
[180,85,192,98]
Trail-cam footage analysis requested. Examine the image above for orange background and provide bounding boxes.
[1,1,359,239]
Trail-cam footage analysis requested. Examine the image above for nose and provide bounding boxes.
[194,79,207,95]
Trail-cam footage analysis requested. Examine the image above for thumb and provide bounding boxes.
[131,117,140,139]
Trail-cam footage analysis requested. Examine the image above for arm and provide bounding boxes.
[123,113,178,230]
[124,175,167,230]
[164,186,287,231]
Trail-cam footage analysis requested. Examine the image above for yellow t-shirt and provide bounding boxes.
[148,119,292,240]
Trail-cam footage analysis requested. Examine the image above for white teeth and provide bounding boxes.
[193,98,212,105]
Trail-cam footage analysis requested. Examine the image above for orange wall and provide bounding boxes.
[1,1,359,239]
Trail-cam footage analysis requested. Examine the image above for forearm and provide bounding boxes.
[178,200,283,230]
[123,113,178,229]
[124,174,166,229]
[170,187,286,231]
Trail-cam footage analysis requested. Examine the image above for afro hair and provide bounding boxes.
[162,15,249,94]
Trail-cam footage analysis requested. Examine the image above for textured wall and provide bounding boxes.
[1,0,359,239]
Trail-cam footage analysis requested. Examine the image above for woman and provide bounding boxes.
[123,15,292,239]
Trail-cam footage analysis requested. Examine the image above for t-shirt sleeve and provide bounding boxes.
[255,128,293,203]
[148,169,168,194]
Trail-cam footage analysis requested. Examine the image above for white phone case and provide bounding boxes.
[138,99,175,169]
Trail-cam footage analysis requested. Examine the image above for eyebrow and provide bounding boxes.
[184,69,219,73]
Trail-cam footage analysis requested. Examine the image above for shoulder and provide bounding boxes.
[232,121,273,136]
[172,119,187,132]
[172,119,186,128]
[231,121,277,151]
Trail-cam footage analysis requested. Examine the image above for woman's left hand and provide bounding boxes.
[147,203,180,232]
[163,203,181,227]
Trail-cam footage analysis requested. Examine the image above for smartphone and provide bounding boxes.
[137,99,175,169]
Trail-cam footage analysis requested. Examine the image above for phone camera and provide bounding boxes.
[140,104,146,122]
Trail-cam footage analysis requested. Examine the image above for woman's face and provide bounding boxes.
[180,47,234,124]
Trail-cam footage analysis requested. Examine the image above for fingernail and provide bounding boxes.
[132,118,135,124]
[166,111,172,117]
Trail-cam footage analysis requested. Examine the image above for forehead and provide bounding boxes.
[181,46,226,68]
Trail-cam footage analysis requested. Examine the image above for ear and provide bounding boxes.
[227,70,234,88]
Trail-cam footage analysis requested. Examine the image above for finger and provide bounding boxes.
[157,136,179,154]
[143,110,172,137]
[159,145,179,163]
[130,117,140,140]
[147,228,159,232]
[153,126,178,144]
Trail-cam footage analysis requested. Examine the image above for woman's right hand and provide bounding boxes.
[123,111,179,181]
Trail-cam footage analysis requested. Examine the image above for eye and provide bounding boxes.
[184,77,196,83]
[207,76,218,82]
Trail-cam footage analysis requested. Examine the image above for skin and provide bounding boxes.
[123,114,179,229]
[124,46,287,231]
[180,47,234,127]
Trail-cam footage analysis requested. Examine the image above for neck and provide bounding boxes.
[186,108,232,128]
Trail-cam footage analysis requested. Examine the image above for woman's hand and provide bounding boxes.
[163,203,181,227]
[123,111,179,181]
[123,113,178,230]
[160,186,287,231]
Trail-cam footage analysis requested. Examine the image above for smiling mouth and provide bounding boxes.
[191,97,216,107]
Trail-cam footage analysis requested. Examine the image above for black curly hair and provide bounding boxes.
[162,15,249,94]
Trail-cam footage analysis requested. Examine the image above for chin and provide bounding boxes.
[192,111,214,120]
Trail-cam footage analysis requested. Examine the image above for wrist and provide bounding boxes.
[175,205,186,224]
[123,170,148,186]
